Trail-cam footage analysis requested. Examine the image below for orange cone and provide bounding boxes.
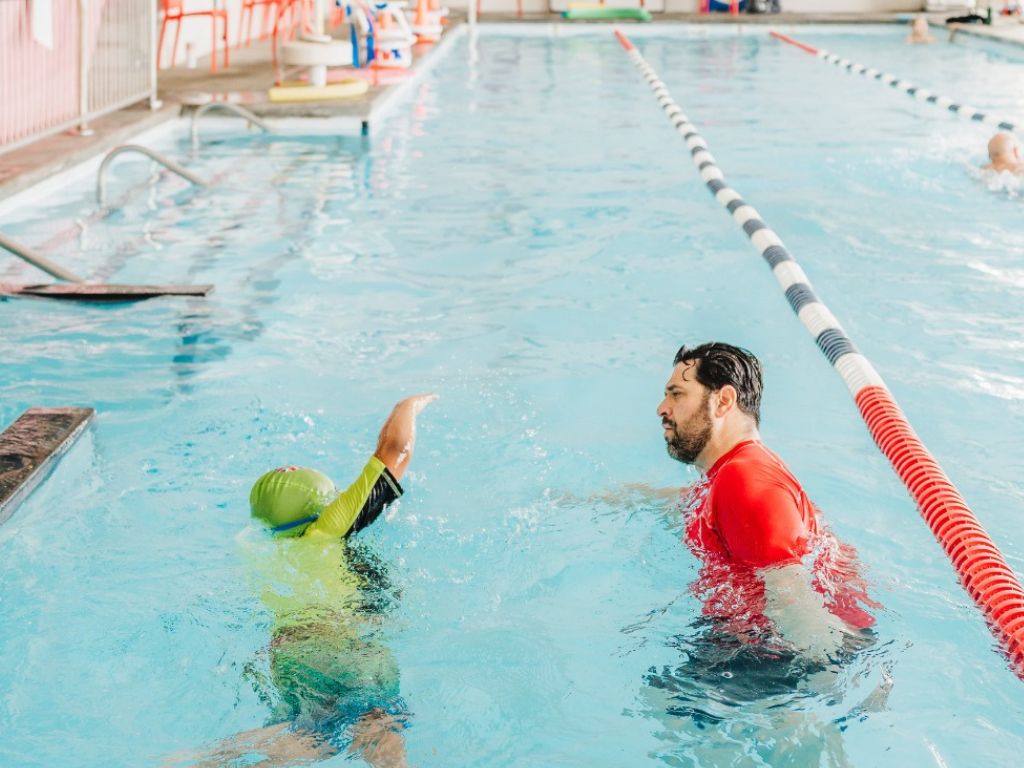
[414,0,428,27]
[411,0,441,43]
[429,0,449,26]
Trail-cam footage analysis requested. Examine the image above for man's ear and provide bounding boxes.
[715,385,738,416]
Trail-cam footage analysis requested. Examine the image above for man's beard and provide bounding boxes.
[664,395,712,465]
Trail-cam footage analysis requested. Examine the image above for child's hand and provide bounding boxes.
[375,394,439,481]
[401,393,439,416]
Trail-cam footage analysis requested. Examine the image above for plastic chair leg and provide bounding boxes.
[210,16,217,72]
[223,13,230,68]
[239,5,250,48]
[157,18,168,68]
[171,18,182,68]
[260,2,274,42]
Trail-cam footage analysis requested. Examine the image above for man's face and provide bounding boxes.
[657,361,713,465]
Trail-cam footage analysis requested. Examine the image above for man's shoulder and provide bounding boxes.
[713,440,775,474]
[711,442,796,497]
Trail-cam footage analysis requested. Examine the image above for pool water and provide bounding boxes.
[2,24,1024,767]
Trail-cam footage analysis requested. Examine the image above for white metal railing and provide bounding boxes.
[96,144,208,207]
[190,103,273,145]
[0,0,159,155]
[0,230,84,283]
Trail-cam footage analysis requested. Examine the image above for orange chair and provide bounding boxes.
[270,0,314,70]
[158,0,229,73]
[239,0,283,48]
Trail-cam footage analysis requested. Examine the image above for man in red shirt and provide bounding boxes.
[642,343,884,763]
[657,342,875,658]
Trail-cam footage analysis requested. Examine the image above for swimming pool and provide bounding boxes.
[2,23,1024,767]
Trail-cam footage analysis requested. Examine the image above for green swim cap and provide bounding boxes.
[250,466,335,537]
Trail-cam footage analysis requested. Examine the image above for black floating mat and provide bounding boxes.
[0,407,94,525]
[0,283,214,301]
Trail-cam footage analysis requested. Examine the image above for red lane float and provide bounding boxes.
[768,30,820,55]
[856,385,1024,671]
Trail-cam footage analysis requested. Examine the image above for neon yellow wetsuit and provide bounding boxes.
[244,456,405,735]
[304,456,402,540]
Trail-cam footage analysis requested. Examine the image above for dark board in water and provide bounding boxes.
[0,407,94,525]
[0,283,213,301]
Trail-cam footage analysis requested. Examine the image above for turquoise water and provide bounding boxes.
[2,24,1024,767]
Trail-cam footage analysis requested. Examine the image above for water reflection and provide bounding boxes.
[174,538,409,767]
[635,610,894,767]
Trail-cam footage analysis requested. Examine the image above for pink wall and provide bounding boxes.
[0,0,109,149]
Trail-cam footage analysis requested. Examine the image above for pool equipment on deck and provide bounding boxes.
[614,29,1024,678]
[343,1,417,71]
[368,2,416,69]
[700,0,743,13]
[269,76,369,101]
[409,0,445,42]
[562,3,652,21]
[770,30,1018,133]
[277,0,353,90]
[0,407,93,525]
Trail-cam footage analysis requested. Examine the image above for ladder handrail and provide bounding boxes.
[96,144,208,208]
[190,103,273,144]
[0,231,84,283]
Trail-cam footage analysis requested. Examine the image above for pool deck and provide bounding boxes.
[1,12,1023,207]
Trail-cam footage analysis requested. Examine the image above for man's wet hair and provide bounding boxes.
[674,342,763,426]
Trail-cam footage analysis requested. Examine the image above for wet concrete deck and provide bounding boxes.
[0,407,94,525]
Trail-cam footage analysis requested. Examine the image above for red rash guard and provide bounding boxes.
[683,440,875,632]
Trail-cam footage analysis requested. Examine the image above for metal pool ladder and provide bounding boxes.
[96,144,208,208]
[190,103,272,145]
[0,231,83,283]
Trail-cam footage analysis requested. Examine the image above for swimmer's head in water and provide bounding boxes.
[250,466,335,536]
[988,132,1020,164]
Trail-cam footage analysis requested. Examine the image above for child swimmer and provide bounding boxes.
[183,395,437,768]
[251,393,438,539]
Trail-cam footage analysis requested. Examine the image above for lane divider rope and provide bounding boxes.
[613,29,1024,677]
[769,30,1017,133]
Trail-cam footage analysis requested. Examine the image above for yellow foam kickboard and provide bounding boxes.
[268,80,369,103]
